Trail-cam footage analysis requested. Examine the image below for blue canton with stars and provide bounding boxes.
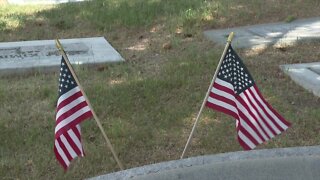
[58,57,77,96]
[217,45,254,95]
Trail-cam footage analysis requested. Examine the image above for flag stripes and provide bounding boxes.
[54,125,84,169]
[54,57,93,170]
[205,44,290,150]
[55,106,92,138]
[206,77,290,150]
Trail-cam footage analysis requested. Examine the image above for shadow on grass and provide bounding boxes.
[1,0,320,179]
[0,0,214,41]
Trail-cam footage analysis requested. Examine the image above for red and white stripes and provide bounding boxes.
[206,78,290,150]
[54,86,92,169]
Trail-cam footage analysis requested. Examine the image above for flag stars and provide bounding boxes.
[209,45,291,150]
[58,59,78,96]
[217,46,255,94]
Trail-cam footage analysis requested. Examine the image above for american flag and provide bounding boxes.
[54,56,93,169]
[206,44,291,150]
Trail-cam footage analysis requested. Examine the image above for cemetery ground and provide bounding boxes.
[1,0,320,179]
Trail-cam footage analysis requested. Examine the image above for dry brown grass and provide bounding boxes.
[1,0,320,179]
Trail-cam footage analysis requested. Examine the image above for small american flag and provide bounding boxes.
[206,44,291,150]
[54,56,93,169]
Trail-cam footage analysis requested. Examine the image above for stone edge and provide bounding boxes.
[88,145,320,180]
[280,62,320,97]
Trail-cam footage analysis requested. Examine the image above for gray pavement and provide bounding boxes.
[89,146,320,180]
[204,17,320,49]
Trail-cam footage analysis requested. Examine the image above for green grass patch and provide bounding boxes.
[1,0,320,179]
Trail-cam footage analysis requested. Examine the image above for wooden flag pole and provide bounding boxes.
[180,32,234,159]
[55,39,124,170]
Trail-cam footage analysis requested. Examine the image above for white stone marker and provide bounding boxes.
[280,62,320,97]
[204,17,320,49]
[0,37,124,75]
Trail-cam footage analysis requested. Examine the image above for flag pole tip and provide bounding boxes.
[55,39,63,51]
[227,32,234,42]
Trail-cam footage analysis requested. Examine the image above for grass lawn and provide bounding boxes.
[1,0,320,179]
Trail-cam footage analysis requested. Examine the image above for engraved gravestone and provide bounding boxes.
[0,37,124,75]
[0,43,88,60]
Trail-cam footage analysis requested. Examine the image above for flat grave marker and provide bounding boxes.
[204,17,320,49]
[280,62,320,97]
[0,37,124,75]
